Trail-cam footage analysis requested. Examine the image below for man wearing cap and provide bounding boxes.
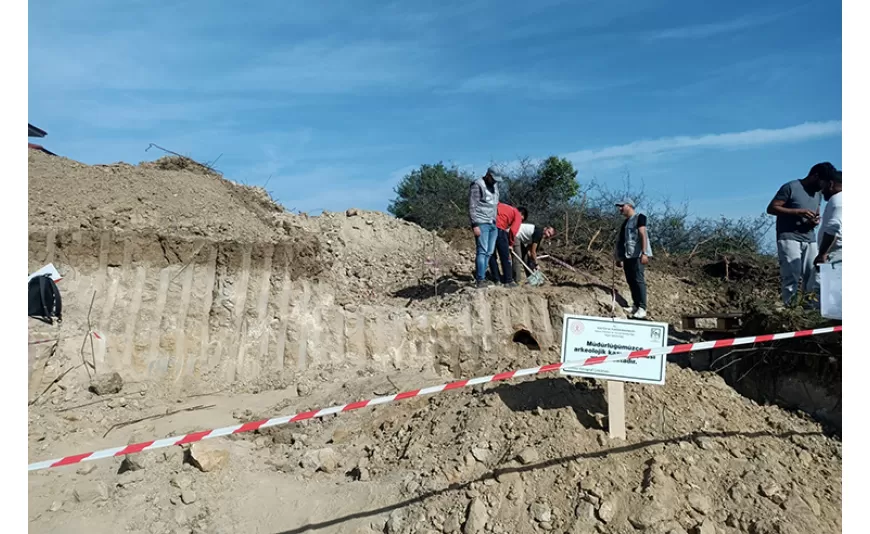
[614,198,652,319]
[512,216,556,283]
[469,167,503,288]
[767,162,834,305]
[814,170,842,266]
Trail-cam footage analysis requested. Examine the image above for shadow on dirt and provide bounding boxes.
[551,280,630,307]
[392,274,474,301]
[488,377,607,430]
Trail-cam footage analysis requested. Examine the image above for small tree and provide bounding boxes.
[388,163,473,229]
[502,156,580,223]
[538,156,580,204]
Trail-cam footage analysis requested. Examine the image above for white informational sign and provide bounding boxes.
[28,263,62,283]
[560,314,669,385]
[819,262,842,320]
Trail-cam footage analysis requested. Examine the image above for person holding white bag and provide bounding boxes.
[814,169,842,319]
[814,170,842,266]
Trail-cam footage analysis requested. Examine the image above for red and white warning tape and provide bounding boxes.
[27,325,842,472]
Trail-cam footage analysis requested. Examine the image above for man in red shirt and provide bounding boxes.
[488,203,523,286]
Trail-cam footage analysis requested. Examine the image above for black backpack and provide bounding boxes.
[28,274,62,324]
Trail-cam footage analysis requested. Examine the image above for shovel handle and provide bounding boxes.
[510,248,535,275]
[510,249,547,283]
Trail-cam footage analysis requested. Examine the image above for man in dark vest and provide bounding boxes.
[468,167,503,288]
[613,198,652,319]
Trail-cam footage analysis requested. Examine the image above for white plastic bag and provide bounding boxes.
[819,263,842,320]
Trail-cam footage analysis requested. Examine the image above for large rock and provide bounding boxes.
[300,447,338,473]
[385,510,405,534]
[531,502,552,523]
[692,520,718,534]
[517,447,539,465]
[443,513,463,533]
[117,470,145,487]
[187,441,230,472]
[628,502,672,529]
[471,447,489,463]
[89,372,123,395]
[120,454,148,472]
[74,480,110,503]
[597,497,618,524]
[464,498,488,534]
[688,494,712,515]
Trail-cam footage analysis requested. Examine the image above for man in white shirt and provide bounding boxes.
[512,207,555,282]
[814,170,842,266]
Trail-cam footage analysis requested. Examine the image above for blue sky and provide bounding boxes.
[29,0,841,223]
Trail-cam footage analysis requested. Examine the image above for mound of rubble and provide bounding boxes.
[289,208,467,307]
[28,356,841,534]
[28,151,289,243]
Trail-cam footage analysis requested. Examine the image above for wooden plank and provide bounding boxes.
[607,381,626,440]
[682,312,743,319]
[681,313,743,332]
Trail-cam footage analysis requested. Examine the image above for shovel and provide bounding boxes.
[510,249,546,287]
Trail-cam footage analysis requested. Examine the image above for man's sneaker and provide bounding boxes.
[624,306,637,315]
[476,280,490,289]
[505,281,518,288]
[632,308,647,319]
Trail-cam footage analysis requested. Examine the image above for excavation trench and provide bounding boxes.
[29,229,841,435]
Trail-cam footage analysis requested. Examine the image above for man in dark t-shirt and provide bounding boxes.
[613,198,652,319]
[766,162,835,305]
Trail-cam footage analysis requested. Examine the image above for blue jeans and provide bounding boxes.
[474,223,498,281]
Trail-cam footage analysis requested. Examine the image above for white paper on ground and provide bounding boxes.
[28,263,62,283]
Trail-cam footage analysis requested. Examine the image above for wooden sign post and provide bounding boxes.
[560,314,668,441]
[606,381,626,439]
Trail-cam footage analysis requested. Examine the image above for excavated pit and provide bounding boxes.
[27,151,842,534]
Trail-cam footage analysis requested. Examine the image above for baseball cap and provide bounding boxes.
[615,198,635,207]
[486,167,504,182]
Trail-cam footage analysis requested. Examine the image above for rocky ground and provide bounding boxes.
[27,150,842,533]
[28,355,841,534]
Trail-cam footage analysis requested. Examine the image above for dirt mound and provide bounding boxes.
[28,151,289,243]
[358,366,840,534]
[27,358,841,534]
[290,209,468,307]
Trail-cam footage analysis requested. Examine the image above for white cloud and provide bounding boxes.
[563,121,842,165]
[444,73,637,96]
[650,16,773,40]
[647,7,805,41]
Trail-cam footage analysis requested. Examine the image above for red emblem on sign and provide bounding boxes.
[571,321,584,335]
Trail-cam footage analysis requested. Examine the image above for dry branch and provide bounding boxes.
[103,404,215,438]
[587,228,602,251]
